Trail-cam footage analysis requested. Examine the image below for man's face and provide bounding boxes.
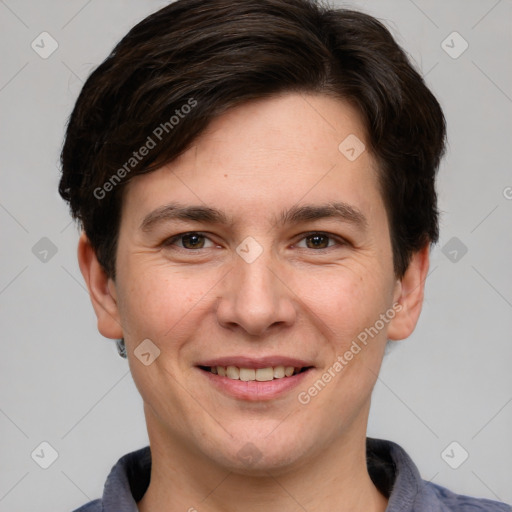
[111,93,403,471]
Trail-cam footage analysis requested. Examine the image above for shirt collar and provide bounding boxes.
[101,437,423,511]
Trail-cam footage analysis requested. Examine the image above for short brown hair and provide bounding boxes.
[59,0,446,278]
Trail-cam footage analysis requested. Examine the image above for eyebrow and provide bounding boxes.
[278,202,367,230]
[140,203,229,232]
[140,201,367,232]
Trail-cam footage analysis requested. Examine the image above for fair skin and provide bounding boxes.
[78,93,429,512]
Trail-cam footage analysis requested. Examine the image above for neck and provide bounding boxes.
[138,406,388,512]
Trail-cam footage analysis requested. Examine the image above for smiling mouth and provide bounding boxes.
[198,365,312,382]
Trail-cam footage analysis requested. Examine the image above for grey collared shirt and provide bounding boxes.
[72,438,511,511]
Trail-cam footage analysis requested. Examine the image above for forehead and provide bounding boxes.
[121,93,384,231]
[187,93,370,176]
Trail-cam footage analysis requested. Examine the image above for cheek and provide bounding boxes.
[116,261,215,341]
[295,265,391,343]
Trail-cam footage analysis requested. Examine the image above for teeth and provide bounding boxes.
[255,368,274,381]
[239,368,256,381]
[273,366,285,378]
[212,365,302,381]
[285,366,294,377]
[226,366,239,379]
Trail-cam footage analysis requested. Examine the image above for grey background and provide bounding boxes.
[1,0,511,510]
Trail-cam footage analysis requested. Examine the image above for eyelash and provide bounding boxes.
[162,231,347,251]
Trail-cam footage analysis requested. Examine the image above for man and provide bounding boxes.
[59,0,510,510]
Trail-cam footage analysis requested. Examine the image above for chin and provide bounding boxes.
[204,431,313,476]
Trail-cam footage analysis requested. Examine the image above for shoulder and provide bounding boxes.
[71,499,102,512]
[367,438,511,512]
[68,445,151,512]
[422,480,511,511]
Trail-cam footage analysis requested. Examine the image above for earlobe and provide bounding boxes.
[387,244,430,341]
[77,232,124,339]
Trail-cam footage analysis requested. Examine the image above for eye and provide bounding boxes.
[295,232,343,250]
[163,232,215,250]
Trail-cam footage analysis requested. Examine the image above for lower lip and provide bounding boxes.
[199,368,312,401]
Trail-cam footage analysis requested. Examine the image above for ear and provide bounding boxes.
[387,244,430,341]
[77,232,124,339]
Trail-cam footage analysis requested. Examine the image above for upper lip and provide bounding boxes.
[197,356,314,369]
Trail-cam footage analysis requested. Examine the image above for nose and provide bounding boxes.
[215,249,297,337]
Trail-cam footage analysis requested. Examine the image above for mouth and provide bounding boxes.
[196,358,314,401]
[198,365,312,381]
